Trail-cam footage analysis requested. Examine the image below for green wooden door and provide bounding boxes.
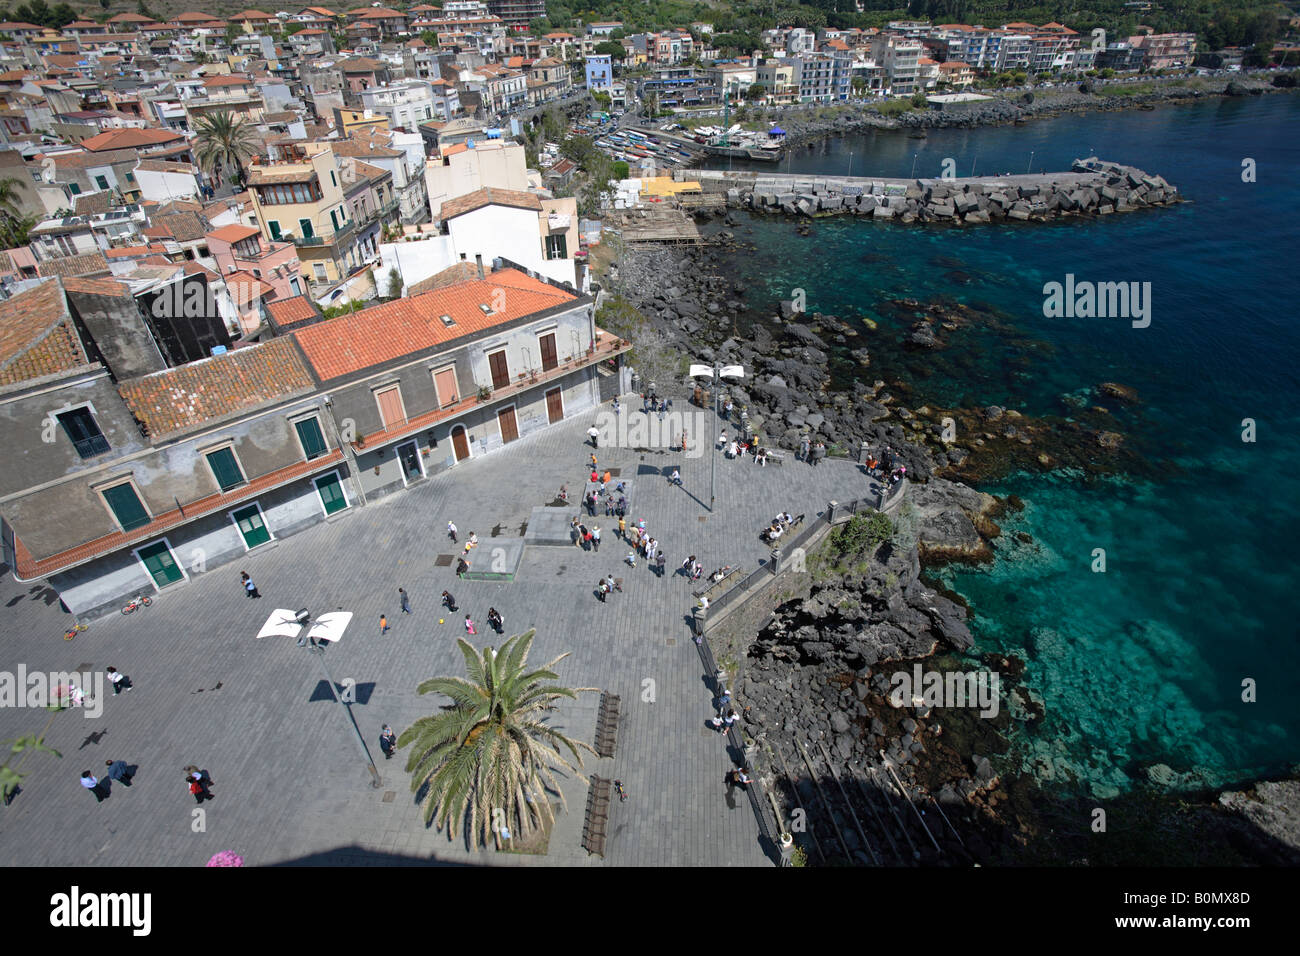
[232,504,271,549]
[137,540,182,588]
[315,472,347,515]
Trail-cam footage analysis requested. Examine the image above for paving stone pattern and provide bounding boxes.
[0,409,864,866]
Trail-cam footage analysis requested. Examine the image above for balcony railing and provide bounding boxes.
[291,220,357,248]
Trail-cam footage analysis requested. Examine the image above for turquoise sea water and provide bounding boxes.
[705,95,1300,796]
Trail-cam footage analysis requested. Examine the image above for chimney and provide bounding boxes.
[475,253,484,280]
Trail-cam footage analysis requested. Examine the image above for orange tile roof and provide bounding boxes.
[267,295,321,328]
[108,12,152,22]
[0,279,89,386]
[293,268,576,381]
[441,186,542,221]
[80,127,184,152]
[203,73,254,87]
[118,336,317,440]
[225,270,274,307]
[232,9,276,19]
[208,223,261,243]
[61,275,131,297]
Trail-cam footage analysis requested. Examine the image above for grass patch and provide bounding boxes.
[498,811,554,855]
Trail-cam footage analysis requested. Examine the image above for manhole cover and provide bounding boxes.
[434,555,454,567]
[608,468,621,477]
[666,638,676,646]
[698,516,707,522]
[382,791,396,803]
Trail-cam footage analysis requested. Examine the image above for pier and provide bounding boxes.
[674,157,1181,223]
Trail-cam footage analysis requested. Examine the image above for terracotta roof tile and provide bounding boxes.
[80,127,184,152]
[0,279,90,386]
[294,268,576,381]
[267,295,321,329]
[118,336,316,440]
[35,252,110,278]
[440,186,542,220]
[208,223,261,243]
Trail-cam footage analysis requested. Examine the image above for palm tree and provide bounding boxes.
[193,110,261,189]
[0,176,35,248]
[398,630,596,849]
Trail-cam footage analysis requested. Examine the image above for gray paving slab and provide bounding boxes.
[0,408,868,866]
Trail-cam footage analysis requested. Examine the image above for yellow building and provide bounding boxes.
[333,107,391,138]
[247,143,362,290]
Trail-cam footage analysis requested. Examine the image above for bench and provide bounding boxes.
[593,692,621,758]
[693,565,739,600]
[581,775,613,857]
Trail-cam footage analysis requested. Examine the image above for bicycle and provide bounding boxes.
[613,779,627,802]
[63,622,88,641]
[121,595,153,615]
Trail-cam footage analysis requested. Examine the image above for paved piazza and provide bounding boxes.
[0,409,863,866]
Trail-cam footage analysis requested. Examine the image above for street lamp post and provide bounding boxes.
[689,361,744,512]
[257,608,381,789]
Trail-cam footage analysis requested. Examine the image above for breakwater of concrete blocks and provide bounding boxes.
[683,157,1182,224]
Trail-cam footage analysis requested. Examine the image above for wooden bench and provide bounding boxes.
[581,775,613,857]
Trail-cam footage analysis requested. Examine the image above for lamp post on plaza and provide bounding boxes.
[256,607,380,789]
[689,360,744,513]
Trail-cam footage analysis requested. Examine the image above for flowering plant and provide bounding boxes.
[206,851,244,867]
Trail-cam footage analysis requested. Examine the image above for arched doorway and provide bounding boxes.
[451,424,470,462]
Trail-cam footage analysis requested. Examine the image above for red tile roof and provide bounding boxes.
[118,336,317,440]
[293,268,576,381]
[267,295,321,328]
[208,224,261,243]
[440,187,542,220]
[0,279,89,386]
[80,127,184,152]
[35,252,110,278]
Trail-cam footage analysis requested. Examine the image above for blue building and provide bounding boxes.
[585,54,613,91]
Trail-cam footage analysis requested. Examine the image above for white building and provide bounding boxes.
[359,81,439,131]
[133,159,202,203]
[424,138,528,221]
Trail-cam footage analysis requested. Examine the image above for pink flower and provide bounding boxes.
[206,851,244,867]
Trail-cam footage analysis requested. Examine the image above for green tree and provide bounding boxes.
[0,176,35,247]
[398,631,595,848]
[528,16,550,36]
[193,110,261,188]
[385,267,402,299]
[593,40,625,59]
[748,82,766,101]
[612,160,629,179]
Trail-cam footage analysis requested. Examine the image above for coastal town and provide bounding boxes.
[0,0,1297,883]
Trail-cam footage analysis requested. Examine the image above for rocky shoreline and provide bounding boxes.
[604,218,1300,865]
[759,74,1291,148]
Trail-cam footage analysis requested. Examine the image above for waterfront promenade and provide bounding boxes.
[0,411,863,866]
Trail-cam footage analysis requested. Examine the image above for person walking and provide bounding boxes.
[104,759,133,787]
[80,771,108,802]
[799,436,811,461]
[464,614,476,636]
[447,521,458,543]
[669,468,682,486]
[441,591,457,613]
[681,555,696,578]
[617,515,627,541]
[456,557,470,577]
[604,573,618,594]
[587,425,600,448]
[379,614,390,635]
[811,441,826,467]
[105,666,133,695]
[240,571,259,599]
[379,724,397,760]
[187,773,210,804]
[487,608,504,634]
[596,578,609,602]
[591,526,601,552]
[399,588,412,614]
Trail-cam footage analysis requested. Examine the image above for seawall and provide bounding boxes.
[678,156,1181,224]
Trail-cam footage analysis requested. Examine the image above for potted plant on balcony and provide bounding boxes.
[476,384,492,403]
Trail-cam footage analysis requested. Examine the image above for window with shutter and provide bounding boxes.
[205,446,245,491]
[102,482,149,531]
[294,416,328,460]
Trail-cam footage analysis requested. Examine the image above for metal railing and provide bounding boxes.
[696,490,901,635]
